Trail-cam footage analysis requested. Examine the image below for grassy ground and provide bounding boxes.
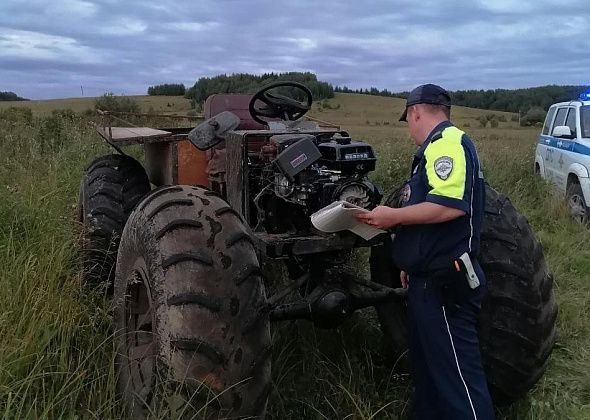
[0,94,588,419]
[0,95,193,116]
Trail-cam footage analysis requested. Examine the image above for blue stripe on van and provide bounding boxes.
[538,135,590,156]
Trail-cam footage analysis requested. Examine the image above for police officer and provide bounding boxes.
[355,84,494,419]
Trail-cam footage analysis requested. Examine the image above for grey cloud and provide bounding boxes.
[0,0,588,99]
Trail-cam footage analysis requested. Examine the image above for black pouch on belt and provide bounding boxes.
[429,258,472,314]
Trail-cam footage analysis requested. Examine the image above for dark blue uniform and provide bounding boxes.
[393,121,494,420]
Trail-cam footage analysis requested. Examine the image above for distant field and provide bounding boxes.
[0,94,193,116]
[311,92,519,131]
[0,93,588,419]
[0,92,518,124]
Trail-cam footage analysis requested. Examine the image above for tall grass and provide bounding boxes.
[0,95,589,419]
[0,109,118,418]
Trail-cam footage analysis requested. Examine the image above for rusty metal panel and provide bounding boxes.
[176,140,209,187]
[204,94,267,130]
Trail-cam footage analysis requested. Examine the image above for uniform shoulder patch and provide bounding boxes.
[434,156,453,180]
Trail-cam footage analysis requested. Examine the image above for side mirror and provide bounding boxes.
[552,125,575,139]
[188,111,240,151]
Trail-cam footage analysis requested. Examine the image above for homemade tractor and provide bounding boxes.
[78,82,557,418]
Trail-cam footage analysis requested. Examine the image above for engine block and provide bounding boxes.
[251,132,381,234]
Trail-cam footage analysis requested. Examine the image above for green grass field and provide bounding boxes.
[0,93,589,419]
[0,95,193,116]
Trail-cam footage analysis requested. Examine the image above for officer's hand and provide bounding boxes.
[353,205,398,229]
[400,270,409,288]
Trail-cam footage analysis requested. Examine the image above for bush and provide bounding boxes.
[478,115,488,128]
[478,113,504,128]
[51,109,77,121]
[94,93,140,113]
[520,108,546,127]
[0,107,33,125]
[0,91,28,101]
[320,100,340,110]
[37,114,67,152]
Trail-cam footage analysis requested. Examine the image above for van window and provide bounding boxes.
[542,107,556,135]
[565,108,577,137]
[553,108,569,132]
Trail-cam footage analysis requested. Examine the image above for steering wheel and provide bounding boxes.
[249,81,313,125]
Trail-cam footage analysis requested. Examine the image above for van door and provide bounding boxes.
[545,107,570,186]
[556,107,580,191]
[539,106,557,179]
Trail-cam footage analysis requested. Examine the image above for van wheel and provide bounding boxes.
[566,181,587,223]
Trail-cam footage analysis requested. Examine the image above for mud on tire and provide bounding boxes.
[372,184,557,402]
[479,185,557,401]
[114,185,271,418]
[78,154,150,288]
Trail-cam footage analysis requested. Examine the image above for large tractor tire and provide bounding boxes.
[370,191,407,368]
[372,184,557,402]
[78,154,150,288]
[113,185,271,419]
[478,185,557,401]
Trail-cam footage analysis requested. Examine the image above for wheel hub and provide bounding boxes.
[568,194,586,222]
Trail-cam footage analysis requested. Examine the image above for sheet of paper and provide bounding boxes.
[310,201,386,240]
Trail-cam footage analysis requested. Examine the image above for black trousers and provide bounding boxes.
[407,274,495,420]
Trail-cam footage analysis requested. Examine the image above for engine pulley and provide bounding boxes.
[337,183,372,208]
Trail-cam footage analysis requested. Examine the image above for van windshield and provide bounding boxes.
[582,106,590,138]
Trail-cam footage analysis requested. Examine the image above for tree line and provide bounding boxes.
[334,86,395,97]
[184,72,334,108]
[447,85,589,113]
[335,85,589,113]
[0,91,28,101]
[8,78,584,117]
[147,83,186,96]
[147,75,587,117]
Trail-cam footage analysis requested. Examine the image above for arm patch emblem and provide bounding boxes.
[434,156,453,180]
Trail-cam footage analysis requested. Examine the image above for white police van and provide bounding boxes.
[535,92,590,222]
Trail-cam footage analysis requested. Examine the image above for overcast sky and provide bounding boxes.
[1,0,588,99]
